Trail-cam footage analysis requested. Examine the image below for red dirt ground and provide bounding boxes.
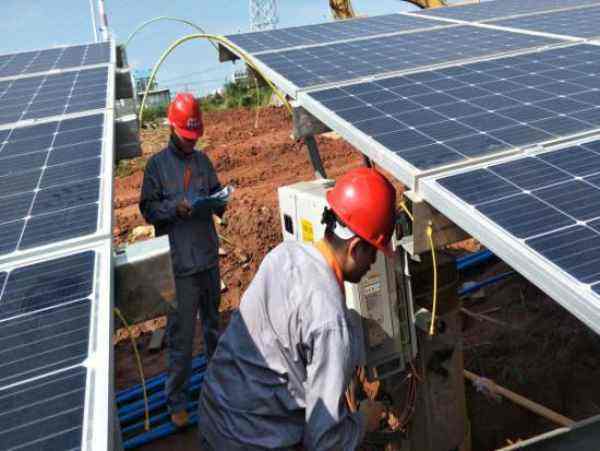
[114,106,600,451]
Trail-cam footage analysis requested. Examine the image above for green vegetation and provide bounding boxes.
[140,104,168,124]
[138,78,273,125]
[201,78,273,111]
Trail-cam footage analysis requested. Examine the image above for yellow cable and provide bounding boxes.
[427,223,438,336]
[138,33,292,125]
[399,201,414,222]
[123,16,218,50]
[114,307,150,431]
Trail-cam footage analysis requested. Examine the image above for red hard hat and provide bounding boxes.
[327,167,397,256]
[167,93,204,140]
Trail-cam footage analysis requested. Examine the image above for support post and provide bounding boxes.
[406,251,469,451]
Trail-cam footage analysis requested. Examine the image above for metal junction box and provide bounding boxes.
[278,179,416,380]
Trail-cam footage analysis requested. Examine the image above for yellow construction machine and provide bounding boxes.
[329,0,445,20]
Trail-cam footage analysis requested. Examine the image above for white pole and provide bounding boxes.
[97,0,110,41]
[88,0,98,42]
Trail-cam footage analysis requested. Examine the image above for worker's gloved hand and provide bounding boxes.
[359,399,387,433]
[176,199,192,219]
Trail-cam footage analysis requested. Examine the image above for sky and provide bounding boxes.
[1,1,467,97]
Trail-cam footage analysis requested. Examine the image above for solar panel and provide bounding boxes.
[226,13,447,54]
[423,138,600,333]
[0,66,108,126]
[0,241,113,450]
[491,5,600,39]
[254,25,564,95]
[0,114,109,262]
[0,302,90,387]
[0,367,87,450]
[416,0,600,22]
[0,250,94,321]
[300,43,600,188]
[0,42,111,79]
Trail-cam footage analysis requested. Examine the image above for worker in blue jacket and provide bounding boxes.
[139,93,226,428]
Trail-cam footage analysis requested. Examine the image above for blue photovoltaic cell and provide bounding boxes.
[438,138,600,289]
[0,367,87,450]
[308,44,600,171]
[0,115,104,259]
[0,42,110,79]
[0,302,90,387]
[0,66,108,126]
[492,5,600,38]
[226,13,445,54]
[0,250,94,321]
[418,0,600,22]
[256,25,561,90]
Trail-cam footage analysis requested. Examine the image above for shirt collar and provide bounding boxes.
[168,136,193,160]
[314,240,345,295]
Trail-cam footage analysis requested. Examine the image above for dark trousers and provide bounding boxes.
[165,266,221,413]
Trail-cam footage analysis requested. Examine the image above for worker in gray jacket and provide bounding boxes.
[139,93,226,428]
[198,167,396,450]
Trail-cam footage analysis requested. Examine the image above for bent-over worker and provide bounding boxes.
[139,93,225,427]
[198,167,395,450]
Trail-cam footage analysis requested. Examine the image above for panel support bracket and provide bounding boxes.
[218,43,239,62]
[292,106,331,139]
[292,106,331,179]
[303,136,327,180]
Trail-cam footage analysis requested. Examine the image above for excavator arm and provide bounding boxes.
[330,0,445,20]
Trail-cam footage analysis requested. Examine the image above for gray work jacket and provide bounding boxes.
[198,241,366,450]
[139,139,222,277]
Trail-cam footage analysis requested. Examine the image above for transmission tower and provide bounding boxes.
[250,0,279,31]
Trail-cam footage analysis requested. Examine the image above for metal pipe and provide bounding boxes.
[97,0,110,41]
[458,271,515,297]
[456,249,495,271]
[88,0,98,42]
[464,370,575,427]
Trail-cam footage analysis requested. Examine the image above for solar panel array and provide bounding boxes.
[226,13,447,54]
[491,5,600,39]
[255,25,562,93]
[225,3,600,333]
[423,137,600,333]
[416,0,600,22]
[0,39,114,451]
[0,42,111,79]
[0,114,106,258]
[303,44,600,177]
[0,67,108,126]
